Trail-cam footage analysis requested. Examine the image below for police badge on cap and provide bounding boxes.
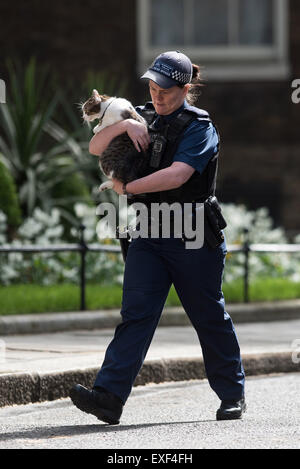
[141,51,193,89]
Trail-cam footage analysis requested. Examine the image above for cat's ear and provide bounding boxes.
[92,89,101,101]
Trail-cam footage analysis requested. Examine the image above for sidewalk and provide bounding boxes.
[1,300,300,407]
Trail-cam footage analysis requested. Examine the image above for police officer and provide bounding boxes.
[70,51,246,424]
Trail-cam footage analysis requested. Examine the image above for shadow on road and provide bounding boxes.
[0,419,217,442]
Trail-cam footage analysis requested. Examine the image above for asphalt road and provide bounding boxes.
[0,373,299,450]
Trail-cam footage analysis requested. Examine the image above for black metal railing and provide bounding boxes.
[226,243,300,303]
[1,225,300,308]
[0,225,120,311]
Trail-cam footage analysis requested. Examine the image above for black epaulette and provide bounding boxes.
[165,109,210,143]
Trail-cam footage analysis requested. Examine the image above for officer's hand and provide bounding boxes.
[111,178,123,195]
[126,119,150,153]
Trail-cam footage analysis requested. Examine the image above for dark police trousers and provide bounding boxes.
[94,236,245,403]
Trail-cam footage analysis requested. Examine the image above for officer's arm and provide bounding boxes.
[123,162,195,195]
[89,119,150,155]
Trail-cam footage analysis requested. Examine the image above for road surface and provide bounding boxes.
[0,373,299,450]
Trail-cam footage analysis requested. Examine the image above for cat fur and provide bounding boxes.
[82,89,149,192]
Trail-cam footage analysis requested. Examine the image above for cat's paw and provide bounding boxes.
[93,124,101,134]
[99,181,114,192]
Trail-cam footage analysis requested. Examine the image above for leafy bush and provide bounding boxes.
[0,56,135,229]
[0,159,21,238]
[0,58,92,219]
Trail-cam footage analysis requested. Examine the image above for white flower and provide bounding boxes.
[43,225,64,240]
[33,207,52,226]
[74,203,89,218]
[0,210,7,234]
[1,264,19,282]
[18,218,43,239]
[8,252,23,264]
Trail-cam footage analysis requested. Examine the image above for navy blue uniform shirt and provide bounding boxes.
[158,100,219,174]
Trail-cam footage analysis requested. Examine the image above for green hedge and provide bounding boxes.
[0,278,299,315]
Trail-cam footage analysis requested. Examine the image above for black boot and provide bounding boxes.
[216,396,246,421]
[69,384,123,424]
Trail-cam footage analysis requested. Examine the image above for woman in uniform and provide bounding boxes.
[70,51,246,424]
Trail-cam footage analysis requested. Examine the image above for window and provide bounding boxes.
[137,0,290,80]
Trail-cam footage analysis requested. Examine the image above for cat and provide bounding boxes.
[82,89,149,192]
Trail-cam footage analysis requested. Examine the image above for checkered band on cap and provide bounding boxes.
[171,70,191,84]
[141,51,193,88]
[150,62,192,85]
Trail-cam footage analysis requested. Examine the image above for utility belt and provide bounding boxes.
[117,196,227,261]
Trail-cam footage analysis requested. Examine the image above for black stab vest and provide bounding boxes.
[132,102,220,206]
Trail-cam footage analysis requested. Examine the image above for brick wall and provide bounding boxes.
[0,0,137,94]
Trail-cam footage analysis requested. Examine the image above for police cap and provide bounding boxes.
[141,51,193,89]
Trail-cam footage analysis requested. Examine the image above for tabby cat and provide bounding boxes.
[82,89,148,191]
